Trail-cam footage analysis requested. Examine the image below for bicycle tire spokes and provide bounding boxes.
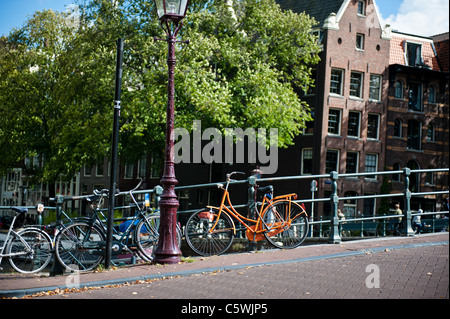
[134,215,160,262]
[263,200,309,249]
[185,209,235,257]
[55,223,105,272]
[8,229,52,274]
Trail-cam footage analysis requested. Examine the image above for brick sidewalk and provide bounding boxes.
[36,243,449,300]
[1,233,448,299]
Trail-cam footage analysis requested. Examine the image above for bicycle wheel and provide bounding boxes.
[185,208,235,257]
[263,200,309,249]
[134,214,182,262]
[55,222,105,272]
[7,228,52,274]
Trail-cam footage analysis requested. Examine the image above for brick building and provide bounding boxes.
[275,0,393,218]
[385,31,449,212]
[272,0,448,218]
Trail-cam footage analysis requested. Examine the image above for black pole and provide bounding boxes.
[106,38,124,268]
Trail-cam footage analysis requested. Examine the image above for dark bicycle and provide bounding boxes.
[54,181,181,272]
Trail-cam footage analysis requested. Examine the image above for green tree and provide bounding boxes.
[0,0,320,183]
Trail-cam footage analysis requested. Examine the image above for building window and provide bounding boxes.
[326,150,339,174]
[428,85,437,104]
[303,108,315,135]
[350,72,363,98]
[96,161,104,177]
[408,82,423,111]
[330,69,344,95]
[395,80,403,99]
[301,148,313,175]
[124,163,134,179]
[346,151,359,174]
[312,30,324,45]
[343,191,358,218]
[356,33,365,50]
[394,119,403,137]
[407,119,422,150]
[138,156,147,178]
[84,165,92,177]
[406,42,423,67]
[348,111,361,138]
[305,69,317,95]
[363,195,376,216]
[426,124,435,141]
[357,0,366,15]
[367,114,380,140]
[150,154,161,178]
[425,167,434,185]
[328,109,341,135]
[369,74,382,101]
[365,153,378,179]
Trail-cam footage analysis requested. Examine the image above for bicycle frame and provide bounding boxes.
[84,190,157,254]
[206,173,299,241]
[0,215,37,262]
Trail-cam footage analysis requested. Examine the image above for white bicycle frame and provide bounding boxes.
[0,215,35,268]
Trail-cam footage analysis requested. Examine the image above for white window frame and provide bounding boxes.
[357,0,366,16]
[328,109,341,136]
[350,71,363,98]
[301,148,313,175]
[365,153,378,180]
[330,68,344,96]
[348,111,361,138]
[369,74,382,101]
[326,149,340,174]
[356,33,365,51]
[124,163,134,179]
[346,151,359,174]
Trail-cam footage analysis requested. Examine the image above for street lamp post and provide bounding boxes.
[153,0,189,264]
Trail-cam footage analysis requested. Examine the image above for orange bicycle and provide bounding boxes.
[184,172,309,256]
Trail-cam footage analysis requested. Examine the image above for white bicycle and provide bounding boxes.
[0,207,53,273]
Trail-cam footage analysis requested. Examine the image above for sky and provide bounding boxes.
[0,0,449,37]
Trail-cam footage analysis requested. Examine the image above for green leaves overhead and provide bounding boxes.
[0,0,320,182]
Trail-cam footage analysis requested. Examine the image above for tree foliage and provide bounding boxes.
[0,0,320,182]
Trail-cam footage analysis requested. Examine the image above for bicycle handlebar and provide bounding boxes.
[226,171,245,181]
[130,178,144,193]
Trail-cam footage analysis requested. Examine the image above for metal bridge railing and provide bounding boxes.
[1,168,448,244]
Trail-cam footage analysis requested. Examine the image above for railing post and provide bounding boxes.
[154,185,163,210]
[247,175,257,219]
[361,216,364,237]
[319,216,323,237]
[381,218,386,237]
[402,167,415,236]
[247,175,257,250]
[50,195,65,276]
[36,203,44,226]
[328,171,342,244]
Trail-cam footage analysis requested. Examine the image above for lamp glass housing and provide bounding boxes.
[155,0,189,20]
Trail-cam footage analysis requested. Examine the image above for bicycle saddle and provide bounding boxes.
[11,207,28,214]
[85,194,100,202]
[257,185,273,194]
